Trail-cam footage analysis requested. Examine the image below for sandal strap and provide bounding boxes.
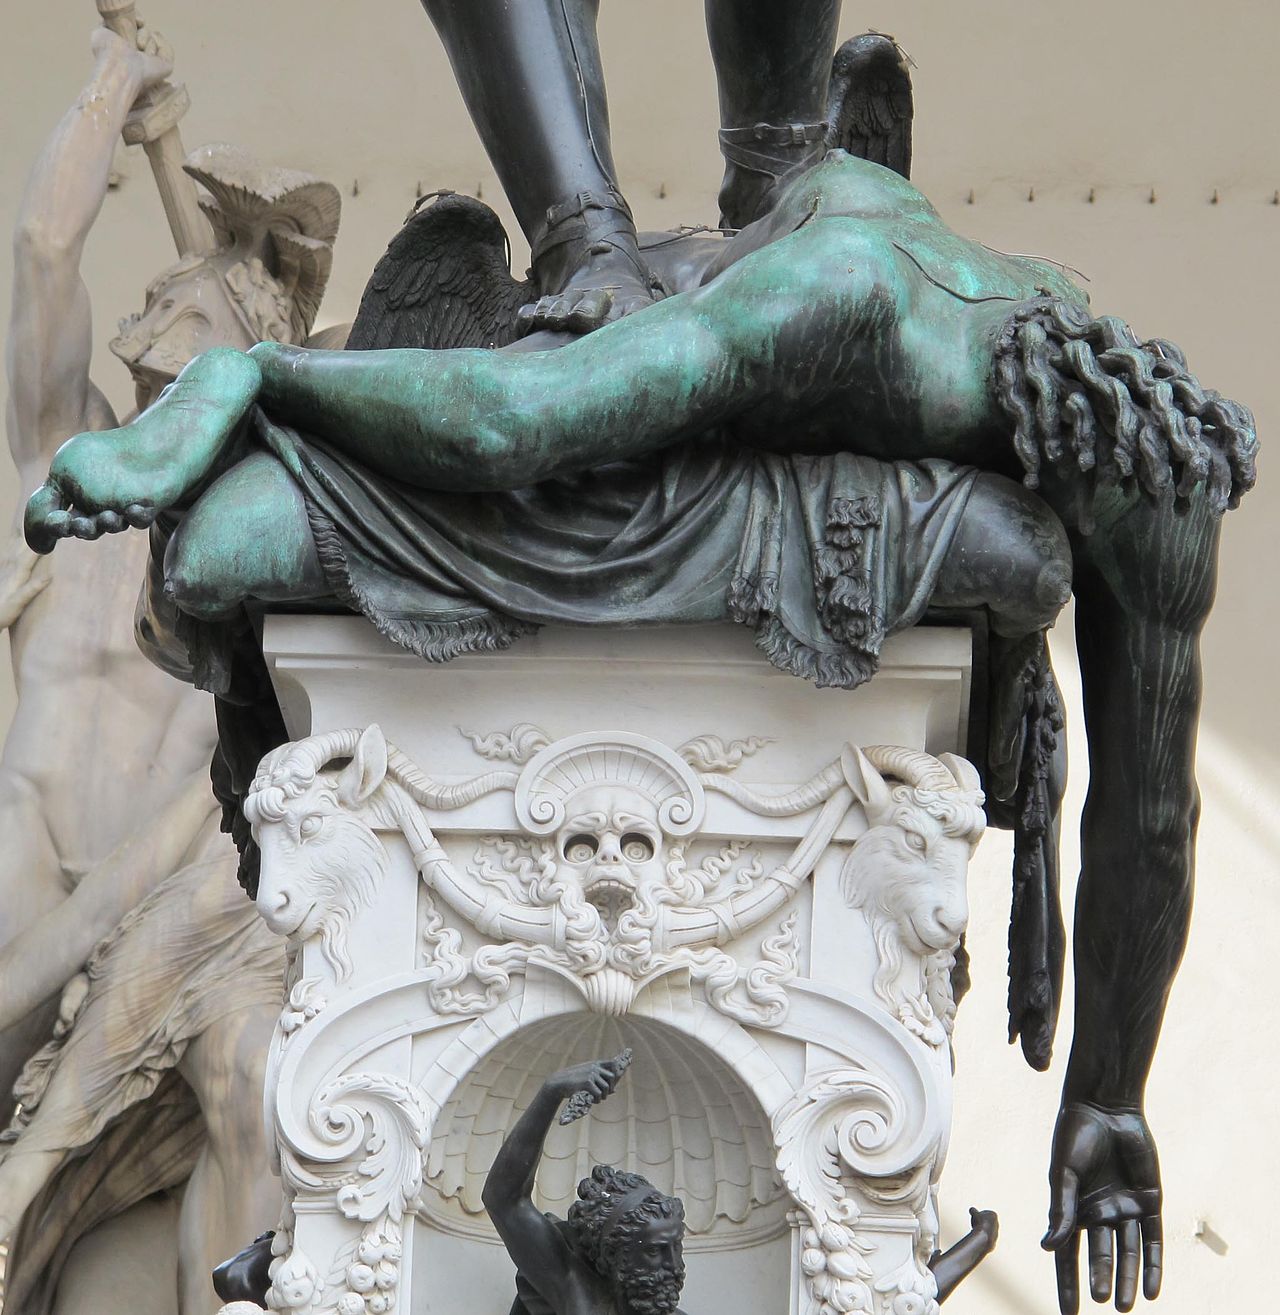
[718,120,829,180]
[530,186,636,266]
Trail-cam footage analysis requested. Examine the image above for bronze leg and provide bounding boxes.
[705,0,842,226]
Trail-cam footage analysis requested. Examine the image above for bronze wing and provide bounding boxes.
[826,34,914,180]
[345,191,533,352]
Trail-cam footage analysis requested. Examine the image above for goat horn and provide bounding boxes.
[697,762,845,815]
[859,745,957,793]
[386,746,518,809]
[272,727,365,780]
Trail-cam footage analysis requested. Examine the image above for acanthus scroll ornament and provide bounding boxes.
[775,1067,941,1315]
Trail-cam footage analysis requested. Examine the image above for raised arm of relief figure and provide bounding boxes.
[6,25,171,483]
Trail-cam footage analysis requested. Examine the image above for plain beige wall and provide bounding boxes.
[0,4,1275,1313]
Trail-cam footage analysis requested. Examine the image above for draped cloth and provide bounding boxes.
[259,418,980,688]
[0,827,283,1315]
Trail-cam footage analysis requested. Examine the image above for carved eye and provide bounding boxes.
[563,834,599,863]
[299,814,323,840]
[904,831,926,853]
[621,833,655,863]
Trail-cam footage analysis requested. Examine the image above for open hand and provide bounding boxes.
[1042,1102,1162,1313]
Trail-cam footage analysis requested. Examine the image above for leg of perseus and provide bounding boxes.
[417,0,661,331]
[705,0,843,227]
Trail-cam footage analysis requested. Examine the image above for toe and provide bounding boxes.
[565,289,613,333]
[610,291,662,323]
[24,483,67,555]
[124,503,158,529]
[69,515,106,541]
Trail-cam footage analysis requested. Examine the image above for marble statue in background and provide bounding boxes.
[16,9,1259,1314]
[0,15,343,1312]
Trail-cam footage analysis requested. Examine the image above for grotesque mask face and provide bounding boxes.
[110,255,257,410]
[611,1214,685,1315]
[556,786,666,928]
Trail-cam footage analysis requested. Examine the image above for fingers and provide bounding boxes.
[1053,1228,1081,1315]
[1115,1220,1141,1311]
[1045,1165,1081,1315]
[1087,1225,1113,1303]
[1043,1167,1080,1250]
[1140,1216,1163,1301]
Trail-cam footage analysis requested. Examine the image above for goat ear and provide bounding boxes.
[939,752,983,795]
[841,745,893,817]
[337,724,389,806]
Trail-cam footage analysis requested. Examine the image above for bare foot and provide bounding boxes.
[517,240,665,336]
[25,347,261,553]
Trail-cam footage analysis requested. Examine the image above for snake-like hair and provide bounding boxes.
[994,295,1257,520]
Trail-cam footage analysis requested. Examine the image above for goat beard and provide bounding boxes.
[611,1259,685,1315]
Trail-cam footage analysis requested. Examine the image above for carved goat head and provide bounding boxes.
[246,725,391,980]
[837,746,985,1046]
[839,746,984,956]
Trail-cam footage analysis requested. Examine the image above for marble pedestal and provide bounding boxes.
[241,619,983,1315]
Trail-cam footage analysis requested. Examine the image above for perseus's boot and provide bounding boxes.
[417,0,662,335]
[518,186,667,335]
[716,121,831,230]
[705,0,842,229]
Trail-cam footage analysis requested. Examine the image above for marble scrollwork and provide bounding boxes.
[249,725,981,1035]
[242,715,984,1315]
[776,1065,949,1315]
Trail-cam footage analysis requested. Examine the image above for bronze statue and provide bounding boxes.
[20,22,1257,1315]
[479,1053,996,1315]
[415,0,848,336]
[485,1057,687,1315]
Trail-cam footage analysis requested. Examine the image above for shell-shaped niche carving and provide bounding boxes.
[423,1015,786,1248]
[514,733,705,836]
